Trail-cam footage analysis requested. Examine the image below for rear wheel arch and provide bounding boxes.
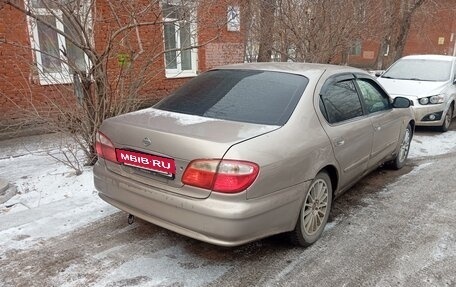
[320,165,339,198]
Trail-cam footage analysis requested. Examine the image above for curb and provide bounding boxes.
[0,179,17,205]
[0,178,8,193]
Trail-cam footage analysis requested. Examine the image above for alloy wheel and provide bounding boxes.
[301,179,329,235]
[444,107,453,130]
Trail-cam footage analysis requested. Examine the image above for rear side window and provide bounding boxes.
[155,69,309,125]
[320,80,363,124]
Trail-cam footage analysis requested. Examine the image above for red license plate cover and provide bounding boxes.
[116,149,176,176]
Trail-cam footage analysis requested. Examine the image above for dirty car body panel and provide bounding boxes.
[94,63,414,246]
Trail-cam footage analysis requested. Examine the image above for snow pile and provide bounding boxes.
[409,130,456,159]
[127,107,219,126]
[0,134,114,254]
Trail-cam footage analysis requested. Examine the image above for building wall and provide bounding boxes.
[348,1,456,69]
[0,4,69,133]
[404,3,456,57]
[0,0,245,137]
[345,40,381,69]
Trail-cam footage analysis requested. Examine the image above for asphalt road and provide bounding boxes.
[1,133,455,286]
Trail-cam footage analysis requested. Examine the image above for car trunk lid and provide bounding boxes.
[100,108,279,198]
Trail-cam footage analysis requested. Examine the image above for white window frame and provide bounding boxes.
[227,5,240,32]
[162,1,198,78]
[350,39,362,56]
[27,2,90,85]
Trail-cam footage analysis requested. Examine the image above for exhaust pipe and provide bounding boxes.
[127,214,135,225]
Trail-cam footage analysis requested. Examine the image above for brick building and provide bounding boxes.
[0,0,245,137]
[346,1,456,68]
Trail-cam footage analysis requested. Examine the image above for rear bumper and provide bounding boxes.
[94,162,308,246]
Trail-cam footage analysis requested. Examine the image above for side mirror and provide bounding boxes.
[375,71,382,77]
[392,97,411,108]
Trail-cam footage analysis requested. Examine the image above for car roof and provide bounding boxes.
[214,62,369,78]
[400,54,456,61]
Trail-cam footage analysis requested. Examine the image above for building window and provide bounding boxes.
[227,6,240,32]
[28,0,89,85]
[350,40,362,56]
[162,1,197,78]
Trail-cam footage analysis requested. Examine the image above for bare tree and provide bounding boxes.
[256,0,276,62]
[375,0,427,69]
[1,0,228,168]
[246,0,380,64]
[245,0,434,69]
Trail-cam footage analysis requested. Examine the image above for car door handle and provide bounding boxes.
[373,125,382,131]
[334,138,345,146]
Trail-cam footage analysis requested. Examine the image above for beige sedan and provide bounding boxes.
[94,63,414,247]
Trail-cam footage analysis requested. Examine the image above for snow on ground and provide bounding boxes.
[0,134,115,254]
[92,245,231,287]
[408,130,456,159]
[0,128,456,258]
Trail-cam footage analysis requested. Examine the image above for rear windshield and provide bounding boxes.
[154,69,309,125]
[382,59,452,81]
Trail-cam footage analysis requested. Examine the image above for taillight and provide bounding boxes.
[182,159,259,193]
[95,131,118,163]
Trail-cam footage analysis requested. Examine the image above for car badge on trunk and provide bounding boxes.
[143,137,152,147]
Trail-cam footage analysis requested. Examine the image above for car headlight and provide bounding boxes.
[419,97,429,105]
[418,95,445,105]
[429,95,444,104]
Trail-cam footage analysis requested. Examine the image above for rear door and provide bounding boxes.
[318,74,373,189]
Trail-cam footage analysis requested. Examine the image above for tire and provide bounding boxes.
[290,171,333,247]
[439,105,453,132]
[390,123,412,170]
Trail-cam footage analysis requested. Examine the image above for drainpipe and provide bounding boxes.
[453,33,456,56]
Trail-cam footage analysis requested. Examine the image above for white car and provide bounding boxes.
[378,54,456,131]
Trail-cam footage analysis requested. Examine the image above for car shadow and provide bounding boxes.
[413,120,456,134]
[329,162,416,222]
